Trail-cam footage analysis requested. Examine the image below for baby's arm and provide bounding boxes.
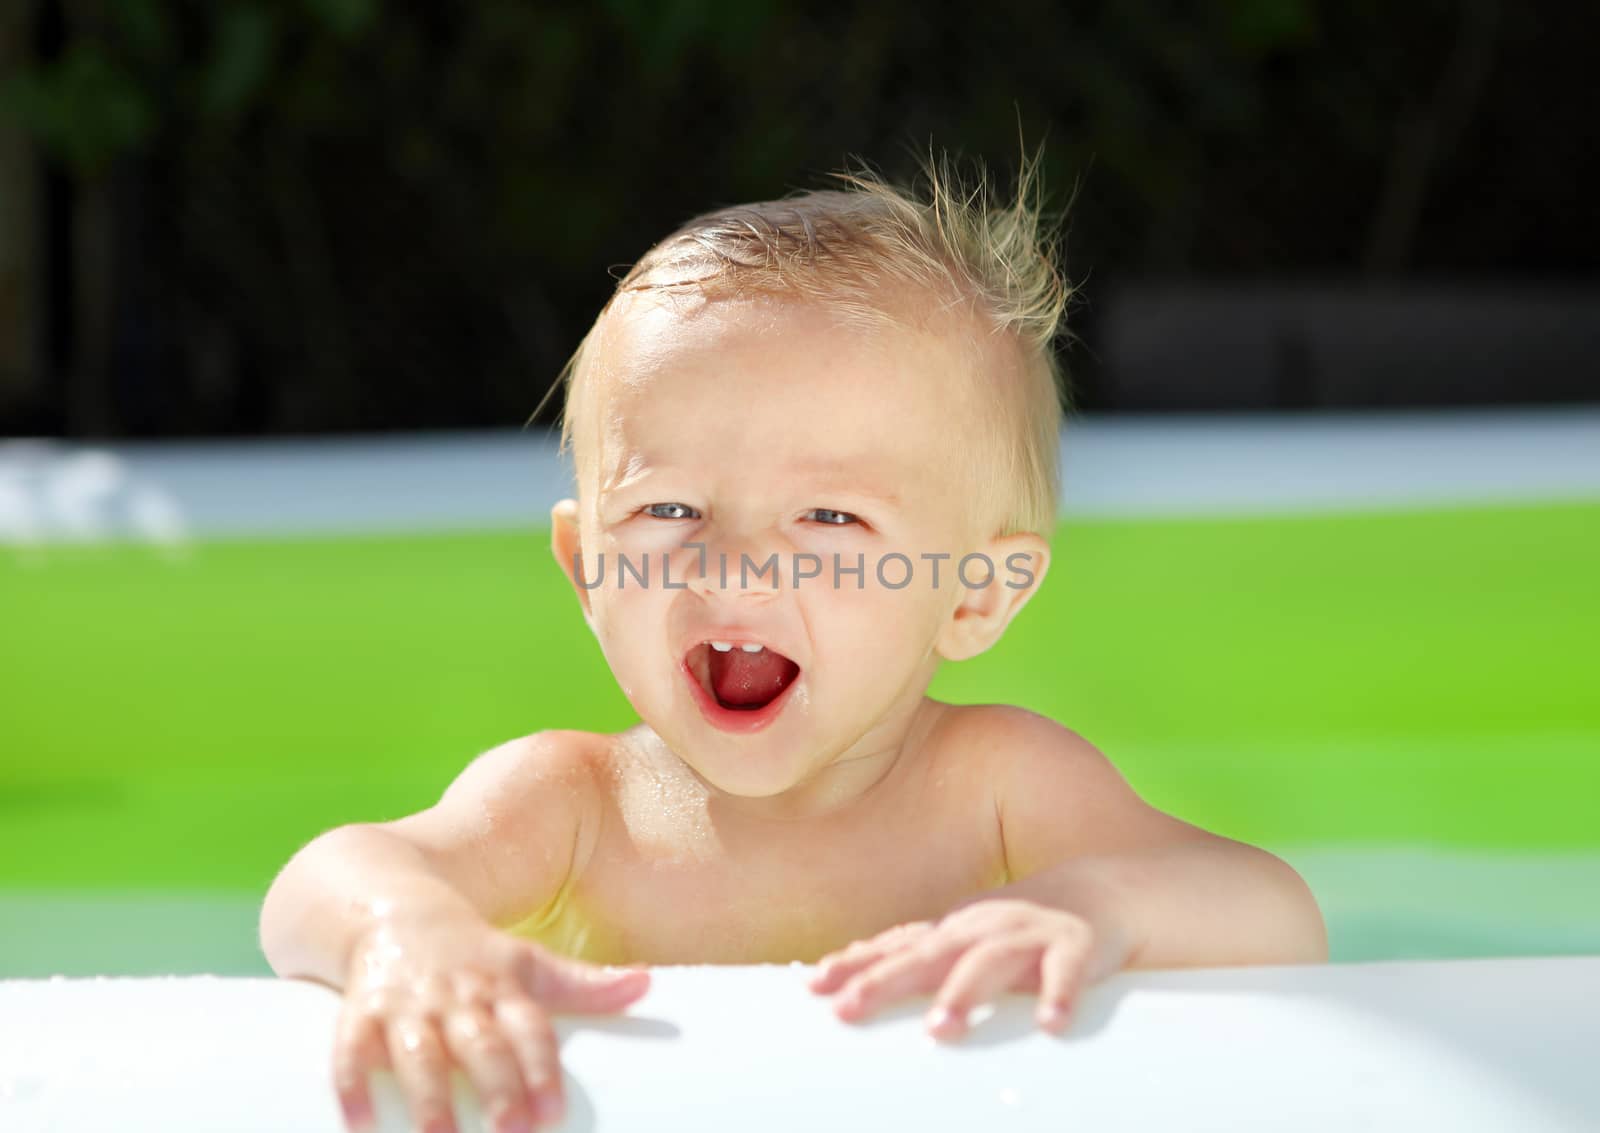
[812,708,1324,1036]
[985,710,1327,970]
[260,732,647,1133]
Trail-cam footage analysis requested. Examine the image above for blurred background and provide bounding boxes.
[1,1,1596,976]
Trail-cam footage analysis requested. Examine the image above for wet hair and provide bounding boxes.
[547,150,1071,537]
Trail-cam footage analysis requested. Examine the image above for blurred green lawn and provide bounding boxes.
[3,501,1597,893]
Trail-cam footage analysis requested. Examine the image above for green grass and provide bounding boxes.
[3,501,1597,892]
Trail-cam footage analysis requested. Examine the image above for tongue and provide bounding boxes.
[709,648,793,708]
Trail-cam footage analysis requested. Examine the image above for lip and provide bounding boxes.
[680,651,801,735]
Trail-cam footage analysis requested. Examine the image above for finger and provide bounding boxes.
[809,939,893,994]
[495,996,566,1129]
[517,949,651,1014]
[386,1016,458,1133]
[814,920,936,972]
[1036,935,1091,1033]
[834,936,963,1021]
[808,940,889,994]
[810,922,935,993]
[442,1007,532,1133]
[927,938,1039,1040]
[333,1007,388,1131]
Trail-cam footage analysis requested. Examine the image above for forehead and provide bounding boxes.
[580,292,989,491]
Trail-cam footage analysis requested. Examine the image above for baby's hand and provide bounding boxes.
[808,899,1126,1039]
[334,917,648,1133]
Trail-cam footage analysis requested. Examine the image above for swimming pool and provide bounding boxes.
[2,410,1598,977]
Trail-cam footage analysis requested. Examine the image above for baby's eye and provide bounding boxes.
[644,502,700,520]
[808,508,860,526]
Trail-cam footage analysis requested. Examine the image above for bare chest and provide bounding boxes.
[550,768,1006,965]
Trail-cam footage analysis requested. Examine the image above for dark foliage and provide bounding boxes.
[3,0,1596,435]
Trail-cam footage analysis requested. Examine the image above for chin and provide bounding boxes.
[676,733,816,799]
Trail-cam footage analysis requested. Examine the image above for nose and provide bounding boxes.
[682,530,784,602]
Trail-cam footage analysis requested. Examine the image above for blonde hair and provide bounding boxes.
[548,151,1071,537]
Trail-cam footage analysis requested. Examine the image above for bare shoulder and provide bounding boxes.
[378,729,611,924]
[435,729,610,813]
[928,702,1107,782]
[931,702,1206,878]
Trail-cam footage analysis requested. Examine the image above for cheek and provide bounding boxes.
[605,520,688,558]
[809,583,947,673]
[588,584,668,676]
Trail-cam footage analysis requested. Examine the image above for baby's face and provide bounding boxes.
[557,292,1036,806]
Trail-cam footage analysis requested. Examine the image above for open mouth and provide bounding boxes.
[684,640,801,714]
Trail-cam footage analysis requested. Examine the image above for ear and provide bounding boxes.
[551,498,595,622]
[935,531,1051,662]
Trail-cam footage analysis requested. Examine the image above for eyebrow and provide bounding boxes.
[598,459,903,508]
[597,450,654,495]
[785,456,906,505]
[798,481,901,507]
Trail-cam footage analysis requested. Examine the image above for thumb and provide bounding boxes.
[517,946,651,1013]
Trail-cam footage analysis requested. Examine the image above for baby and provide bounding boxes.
[261,156,1327,1133]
